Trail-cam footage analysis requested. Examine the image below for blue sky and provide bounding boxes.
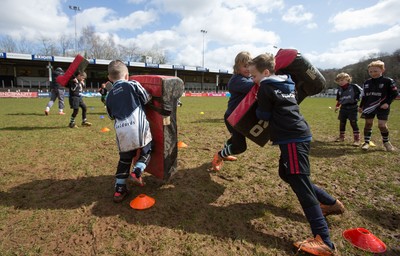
[0,0,399,71]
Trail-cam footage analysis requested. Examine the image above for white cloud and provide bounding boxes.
[306,23,318,29]
[149,0,217,16]
[149,0,284,17]
[336,25,400,52]
[223,0,284,13]
[282,5,313,24]
[330,0,400,31]
[127,0,146,4]
[0,0,69,39]
[131,30,183,52]
[306,24,400,69]
[175,6,280,46]
[79,8,158,32]
[305,49,374,69]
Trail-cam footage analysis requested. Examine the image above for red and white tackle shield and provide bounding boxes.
[227,48,326,146]
[227,84,270,147]
[130,75,184,180]
[56,54,89,87]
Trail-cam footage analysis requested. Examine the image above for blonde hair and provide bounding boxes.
[108,60,129,81]
[249,53,275,74]
[76,71,87,79]
[335,72,352,83]
[233,51,252,74]
[368,60,385,70]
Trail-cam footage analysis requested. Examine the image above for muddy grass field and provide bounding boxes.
[0,96,399,255]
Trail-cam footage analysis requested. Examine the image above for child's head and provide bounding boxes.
[335,72,352,86]
[108,60,129,82]
[55,67,64,75]
[367,60,385,79]
[248,53,275,84]
[233,51,252,76]
[76,71,87,82]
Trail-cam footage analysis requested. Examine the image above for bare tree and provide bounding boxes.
[17,37,33,54]
[0,35,17,52]
[140,47,169,64]
[0,35,38,54]
[59,34,73,56]
[78,26,114,59]
[38,36,59,56]
[98,34,119,60]
[119,44,140,62]
[79,25,97,58]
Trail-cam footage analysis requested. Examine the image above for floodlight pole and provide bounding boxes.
[69,5,81,53]
[200,29,207,68]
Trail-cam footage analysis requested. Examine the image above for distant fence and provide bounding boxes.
[1,78,222,93]
[0,90,102,98]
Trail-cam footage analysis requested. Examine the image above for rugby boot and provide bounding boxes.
[320,199,345,216]
[293,235,336,256]
[361,142,370,151]
[81,121,92,126]
[383,141,395,152]
[223,155,237,161]
[212,152,223,171]
[113,184,128,203]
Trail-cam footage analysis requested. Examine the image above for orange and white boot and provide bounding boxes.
[212,152,224,171]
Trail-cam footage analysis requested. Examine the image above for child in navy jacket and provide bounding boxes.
[212,51,254,171]
[249,53,344,256]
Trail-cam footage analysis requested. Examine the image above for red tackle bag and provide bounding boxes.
[227,84,270,147]
[275,48,326,104]
[130,75,184,180]
[56,54,89,87]
[227,48,326,146]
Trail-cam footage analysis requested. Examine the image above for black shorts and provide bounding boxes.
[361,108,390,121]
[69,96,83,109]
[338,105,358,122]
[278,141,310,176]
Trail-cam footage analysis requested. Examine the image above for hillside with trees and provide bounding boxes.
[320,49,400,90]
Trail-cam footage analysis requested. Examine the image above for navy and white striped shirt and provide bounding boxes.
[106,79,152,152]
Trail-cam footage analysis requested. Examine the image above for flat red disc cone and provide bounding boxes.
[177,141,188,148]
[343,228,386,253]
[130,194,155,210]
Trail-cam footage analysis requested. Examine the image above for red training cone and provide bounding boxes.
[130,194,155,210]
[177,141,188,148]
[342,228,386,253]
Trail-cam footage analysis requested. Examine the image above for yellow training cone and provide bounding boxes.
[200,112,204,115]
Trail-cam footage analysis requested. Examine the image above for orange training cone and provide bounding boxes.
[101,127,110,132]
[130,194,155,210]
[177,141,188,148]
[343,228,386,253]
